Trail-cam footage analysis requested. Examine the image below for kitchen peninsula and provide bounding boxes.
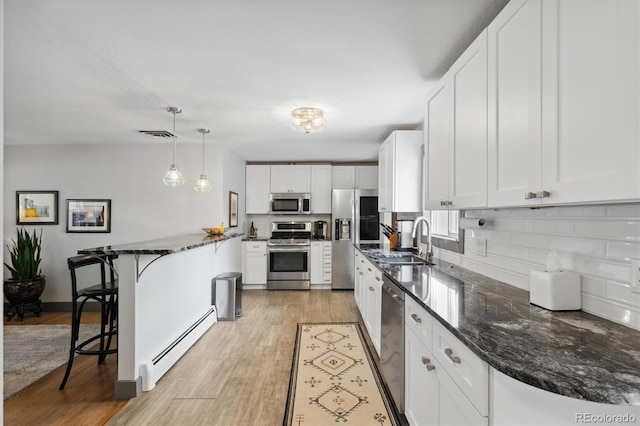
[79,233,242,399]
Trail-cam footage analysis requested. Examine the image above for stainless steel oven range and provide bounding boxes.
[267,222,311,290]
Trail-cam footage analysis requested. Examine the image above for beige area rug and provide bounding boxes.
[284,322,398,426]
[3,324,102,399]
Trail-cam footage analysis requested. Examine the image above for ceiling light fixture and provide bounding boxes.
[290,107,326,133]
[194,128,212,193]
[163,106,185,187]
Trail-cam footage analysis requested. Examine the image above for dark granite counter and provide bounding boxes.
[79,232,243,256]
[356,244,640,406]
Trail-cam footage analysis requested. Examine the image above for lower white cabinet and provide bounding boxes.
[242,241,267,285]
[354,249,382,354]
[491,368,640,426]
[310,241,331,285]
[405,297,489,426]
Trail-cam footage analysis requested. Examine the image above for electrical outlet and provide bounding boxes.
[477,238,487,257]
[632,259,640,294]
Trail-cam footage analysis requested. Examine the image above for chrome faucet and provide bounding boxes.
[412,216,433,262]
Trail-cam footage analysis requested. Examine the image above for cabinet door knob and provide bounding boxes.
[421,356,430,364]
[444,348,461,364]
[421,356,436,371]
[538,190,550,198]
[411,313,422,323]
[524,191,538,199]
[369,286,375,292]
[375,276,381,281]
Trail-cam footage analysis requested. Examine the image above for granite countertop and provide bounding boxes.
[356,244,640,406]
[78,232,243,255]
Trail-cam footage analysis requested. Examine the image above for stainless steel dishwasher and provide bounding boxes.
[380,274,405,414]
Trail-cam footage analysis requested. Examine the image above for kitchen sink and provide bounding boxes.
[378,254,433,266]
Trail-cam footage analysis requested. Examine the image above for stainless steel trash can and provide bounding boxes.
[213,272,242,321]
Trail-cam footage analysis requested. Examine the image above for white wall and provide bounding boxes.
[433,204,640,330]
[3,142,246,302]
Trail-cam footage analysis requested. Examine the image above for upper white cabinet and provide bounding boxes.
[332,165,378,189]
[424,30,488,211]
[246,165,271,214]
[378,130,423,213]
[270,165,311,193]
[488,0,640,207]
[310,165,332,214]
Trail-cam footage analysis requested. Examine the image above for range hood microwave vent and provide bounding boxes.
[138,130,177,138]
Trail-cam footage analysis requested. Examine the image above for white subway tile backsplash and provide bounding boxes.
[443,203,640,329]
[581,276,605,297]
[606,242,640,260]
[574,220,640,240]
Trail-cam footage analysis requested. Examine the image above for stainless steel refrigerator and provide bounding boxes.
[331,189,380,289]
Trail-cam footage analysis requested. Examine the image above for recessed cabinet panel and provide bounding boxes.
[245,165,271,214]
[424,82,451,210]
[487,0,542,207]
[541,0,640,204]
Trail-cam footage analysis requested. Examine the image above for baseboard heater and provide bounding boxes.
[152,307,216,365]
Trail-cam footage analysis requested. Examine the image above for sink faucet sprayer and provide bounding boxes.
[412,216,433,262]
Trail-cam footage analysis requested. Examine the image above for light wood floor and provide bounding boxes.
[4,290,363,425]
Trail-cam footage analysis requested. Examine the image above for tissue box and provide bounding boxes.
[529,270,581,311]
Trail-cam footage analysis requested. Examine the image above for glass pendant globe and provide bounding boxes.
[194,174,212,192]
[163,165,185,187]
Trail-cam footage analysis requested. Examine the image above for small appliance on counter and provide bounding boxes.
[313,220,328,240]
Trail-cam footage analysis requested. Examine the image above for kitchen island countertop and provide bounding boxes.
[356,244,640,406]
[79,232,243,256]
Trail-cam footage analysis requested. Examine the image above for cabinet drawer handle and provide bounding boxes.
[411,313,422,324]
[361,260,364,263]
[369,286,375,292]
[359,272,363,276]
[421,356,436,371]
[444,348,461,364]
[440,200,452,206]
[375,277,381,281]
[367,267,372,272]
[538,190,550,198]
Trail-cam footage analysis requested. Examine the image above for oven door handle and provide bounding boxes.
[267,246,310,252]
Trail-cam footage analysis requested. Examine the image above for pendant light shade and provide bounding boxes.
[163,106,185,187]
[194,128,212,193]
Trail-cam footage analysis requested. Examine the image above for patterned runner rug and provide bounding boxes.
[284,322,398,426]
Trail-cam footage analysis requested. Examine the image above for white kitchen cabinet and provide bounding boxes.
[488,0,640,207]
[310,241,331,285]
[363,269,382,354]
[270,165,311,193]
[310,165,332,214]
[491,368,640,426]
[354,249,382,354]
[405,301,489,426]
[424,29,488,211]
[242,241,267,285]
[378,130,422,213]
[355,166,378,189]
[332,165,379,190]
[245,165,271,214]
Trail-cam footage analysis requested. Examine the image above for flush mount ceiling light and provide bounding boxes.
[163,106,185,187]
[194,128,212,193]
[290,107,326,133]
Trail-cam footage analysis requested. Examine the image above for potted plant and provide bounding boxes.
[3,227,45,320]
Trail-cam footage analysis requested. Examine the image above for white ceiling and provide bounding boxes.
[4,0,508,163]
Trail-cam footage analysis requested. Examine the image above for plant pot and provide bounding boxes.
[4,276,46,305]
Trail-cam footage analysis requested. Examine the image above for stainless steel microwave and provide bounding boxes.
[270,193,311,215]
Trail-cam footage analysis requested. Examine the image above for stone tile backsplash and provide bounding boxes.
[434,203,640,330]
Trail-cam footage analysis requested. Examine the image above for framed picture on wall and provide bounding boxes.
[66,199,111,233]
[229,191,238,228]
[16,190,59,225]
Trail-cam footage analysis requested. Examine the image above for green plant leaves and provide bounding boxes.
[4,228,43,280]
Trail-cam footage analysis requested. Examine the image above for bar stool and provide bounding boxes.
[59,254,118,390]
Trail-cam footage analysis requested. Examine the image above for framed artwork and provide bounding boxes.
[16,191,59,225]
[229,191,238,228]
[66,199,111,233]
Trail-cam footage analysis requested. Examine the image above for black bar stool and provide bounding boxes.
[59,254,118,390]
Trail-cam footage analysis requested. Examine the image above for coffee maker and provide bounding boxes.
[314,220,328,240]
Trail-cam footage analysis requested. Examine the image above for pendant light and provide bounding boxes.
[194,128,212,193]
[163,106,185,187]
